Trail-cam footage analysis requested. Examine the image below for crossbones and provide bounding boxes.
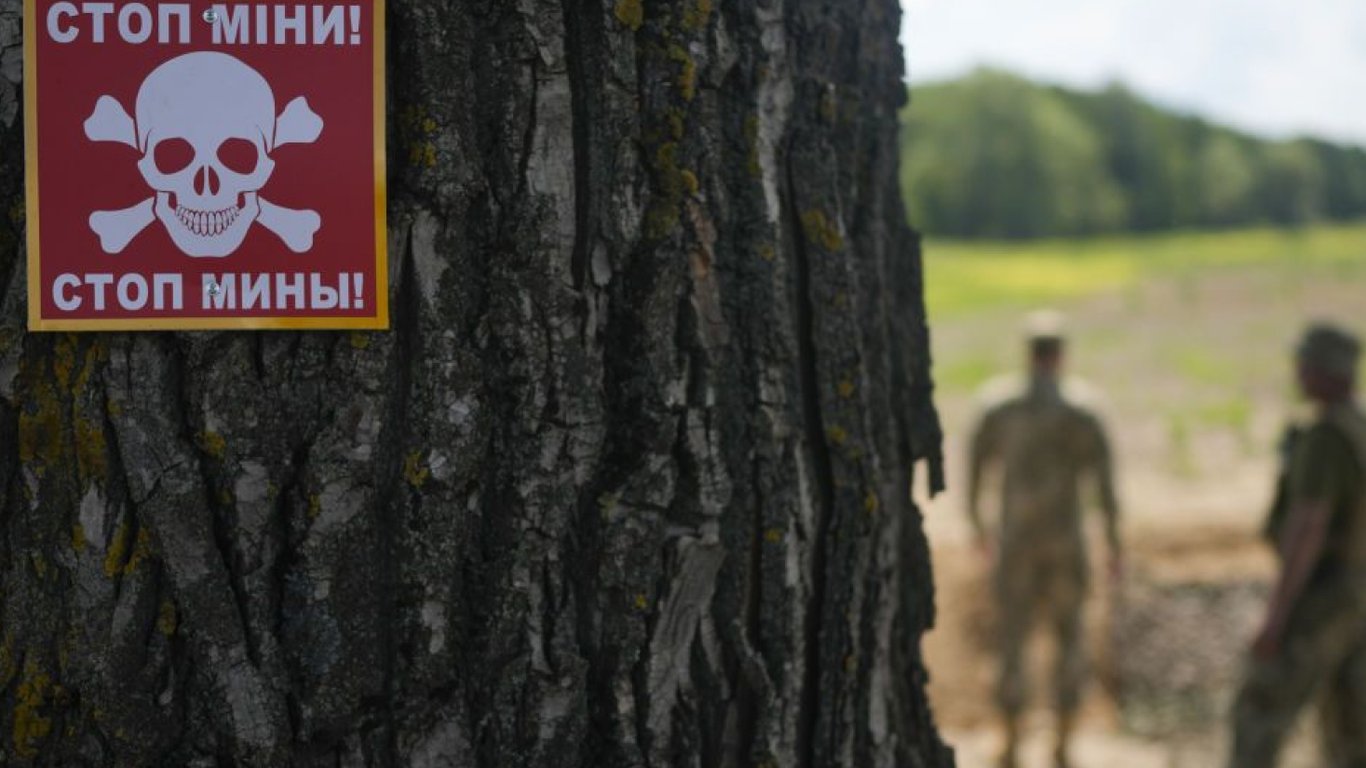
[84,51,323,257]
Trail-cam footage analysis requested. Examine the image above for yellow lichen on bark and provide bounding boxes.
[403,451,430,488]
[800,209,845,252]
[667,44,697,101]
[103,523,151,577]
[157,600,178,636]
[197,430,227,459]
[613,0,643,30]
[681,0,712,30]
[12,658,53,758]
[103,522,130,578]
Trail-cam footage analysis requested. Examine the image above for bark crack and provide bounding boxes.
[371,221,423,766]
[561,0,598,292]
[783,136,836,768]
[173,339,261,670]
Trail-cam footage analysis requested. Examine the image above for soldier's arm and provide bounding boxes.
[1256,499,1332,657]
[967,410,997,548]
[1254,425,1345,657]
[1089,415,1122,561]
[1262,426,1303,548]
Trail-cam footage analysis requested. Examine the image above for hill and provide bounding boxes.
[900,69,1366,239]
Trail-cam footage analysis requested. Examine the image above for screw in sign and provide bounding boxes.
[24,0,387,330]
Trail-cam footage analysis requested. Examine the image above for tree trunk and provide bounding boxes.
[0,0,949,765]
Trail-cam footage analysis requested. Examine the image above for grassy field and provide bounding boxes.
[925,222,1366,479]
[925,222,1366,399]
[925,222,1366,317]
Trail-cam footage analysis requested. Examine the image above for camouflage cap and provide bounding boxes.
[1024,309,1065,342]
[1297,322,1360,380]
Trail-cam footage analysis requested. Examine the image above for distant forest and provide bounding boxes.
[900,69,1366,239]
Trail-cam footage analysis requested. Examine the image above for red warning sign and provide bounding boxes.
[24,0,387,330]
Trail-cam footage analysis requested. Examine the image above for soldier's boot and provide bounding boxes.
[1053,710,1075,768]
[997,716,1020,768]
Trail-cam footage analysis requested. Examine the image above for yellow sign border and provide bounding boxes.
[24,0,389,332]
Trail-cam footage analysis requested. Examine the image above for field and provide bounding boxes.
[918,222,1366,766]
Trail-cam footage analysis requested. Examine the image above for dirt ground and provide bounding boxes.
[923,527,1320,768]
[916,263,1366,767]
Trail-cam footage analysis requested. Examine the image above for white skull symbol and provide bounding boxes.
[137,52,276,256]
[85,52,324,257]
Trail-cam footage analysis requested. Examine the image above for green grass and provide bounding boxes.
[1168,346,1241,388]
[924,222,1366,316]
[1193,398,1253,443]
[929,222,1366,490]
[933,355,1002,392]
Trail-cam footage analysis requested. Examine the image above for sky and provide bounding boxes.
[899,0,1366,146]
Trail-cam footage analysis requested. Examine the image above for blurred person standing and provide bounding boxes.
[1229,323,1366,768]
[967,311,1122,768]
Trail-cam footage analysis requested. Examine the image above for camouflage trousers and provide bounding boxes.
[1228,581,1366,768]
[995,549,1087,717]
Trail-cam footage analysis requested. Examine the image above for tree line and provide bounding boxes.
[901,69,1366,239]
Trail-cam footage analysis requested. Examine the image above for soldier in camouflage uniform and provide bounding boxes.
[968,313,1121,768]
[1229,323,1366,768]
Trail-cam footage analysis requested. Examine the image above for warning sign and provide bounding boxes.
[23,0,387,330]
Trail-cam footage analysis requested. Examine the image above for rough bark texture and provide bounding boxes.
[0,0,949,765]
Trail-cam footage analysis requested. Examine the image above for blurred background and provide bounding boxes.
[898,1,1366,765]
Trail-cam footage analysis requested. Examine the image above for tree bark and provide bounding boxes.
[0,0,949,765]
